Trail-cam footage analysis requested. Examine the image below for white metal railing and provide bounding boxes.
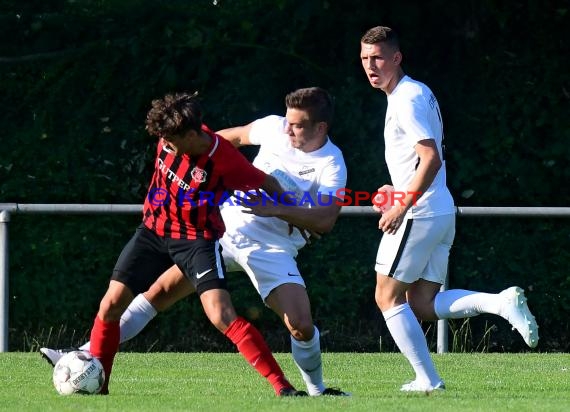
[1,203,569,353]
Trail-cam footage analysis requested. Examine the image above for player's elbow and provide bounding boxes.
[314,214,338,234]
[432,156,442,171]
[320,206,342,233]
[425,154,442,177]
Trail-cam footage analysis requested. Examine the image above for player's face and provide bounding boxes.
[360,42,401,94]
[284,108,325,152]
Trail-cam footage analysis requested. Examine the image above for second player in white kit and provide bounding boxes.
[221,114,346,298]
[361,25,539,393]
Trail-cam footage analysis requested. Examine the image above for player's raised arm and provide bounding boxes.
[216,123,254,147]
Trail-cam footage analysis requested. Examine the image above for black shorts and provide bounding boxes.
[111,225,227,295]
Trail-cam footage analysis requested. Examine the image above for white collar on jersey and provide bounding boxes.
[207,134,219,157]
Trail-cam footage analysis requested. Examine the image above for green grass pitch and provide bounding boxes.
[1,352,568,411]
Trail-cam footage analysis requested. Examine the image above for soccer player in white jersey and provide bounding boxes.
[360,26,539,392]
[41,87,349,396]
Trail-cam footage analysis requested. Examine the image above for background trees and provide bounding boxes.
[1,0,568,351]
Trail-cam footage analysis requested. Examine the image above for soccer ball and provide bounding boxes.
[52,350,105,395]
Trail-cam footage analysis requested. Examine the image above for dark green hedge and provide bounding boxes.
[1,0,568,352]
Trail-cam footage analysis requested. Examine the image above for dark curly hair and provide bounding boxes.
[145,92,202,139]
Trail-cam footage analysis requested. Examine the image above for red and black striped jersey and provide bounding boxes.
[142,125,266,240]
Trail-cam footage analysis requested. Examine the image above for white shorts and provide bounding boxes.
[374,214,455,284]
[220,233,306,301]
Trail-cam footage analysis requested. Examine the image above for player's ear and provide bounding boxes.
[393,51,403,66]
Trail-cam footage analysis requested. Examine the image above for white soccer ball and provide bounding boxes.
[52,350,105,395]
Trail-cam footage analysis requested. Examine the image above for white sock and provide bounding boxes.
[434,289,501,319]
[291,326,326,396]
[79,294,158,351]
[383,303,441,386]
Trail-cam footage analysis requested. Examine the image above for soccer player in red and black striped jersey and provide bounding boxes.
[89,92,304,396]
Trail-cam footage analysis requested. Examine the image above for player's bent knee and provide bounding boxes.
[286,318,314,341]
[98,280,135,321]
[98,298,127,322]
[201,295,238,332]
[374,287,392,311]
[375,287,405,312]
[208,311,237,333]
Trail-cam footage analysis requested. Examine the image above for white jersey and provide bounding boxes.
[385,75,455,218]
[221,115,347,255]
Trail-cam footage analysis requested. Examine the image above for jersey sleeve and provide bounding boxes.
[318,154,348,199]
[397,96,435,145]
[249,115,286,146]
[220,141,267,191]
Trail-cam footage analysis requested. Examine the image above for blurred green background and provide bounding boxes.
[0,0,568,352]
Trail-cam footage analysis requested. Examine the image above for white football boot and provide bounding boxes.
[400,379,446,392]
[498,286,539,348]
[40,347,75,367]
